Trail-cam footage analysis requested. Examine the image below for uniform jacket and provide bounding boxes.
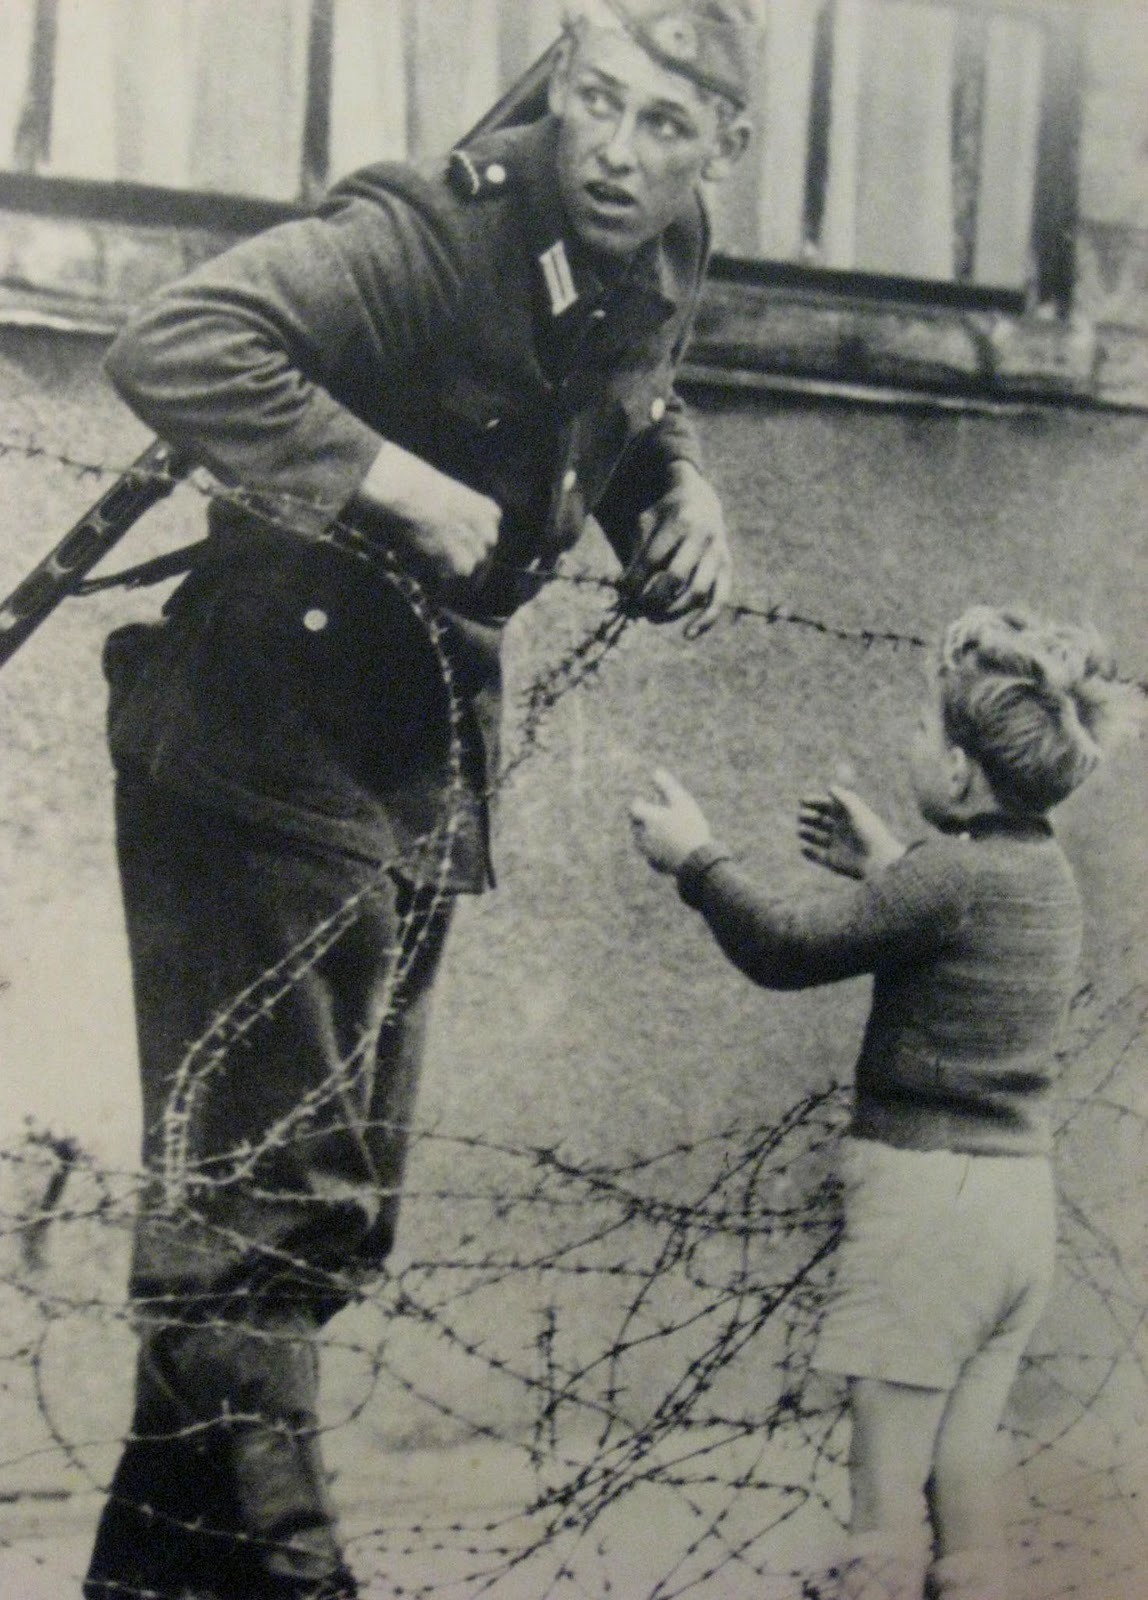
[103,116,710,889]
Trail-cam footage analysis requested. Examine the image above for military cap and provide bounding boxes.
[566,0,760,109]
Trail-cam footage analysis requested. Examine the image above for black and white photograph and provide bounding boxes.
[0,3,1145,1598]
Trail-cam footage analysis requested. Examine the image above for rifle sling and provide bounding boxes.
[75,539,212,594]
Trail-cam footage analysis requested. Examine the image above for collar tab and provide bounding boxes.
[957,813,1054,842]
[538,239,580,316]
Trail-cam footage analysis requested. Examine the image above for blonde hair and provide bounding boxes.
[937,606,1137,814]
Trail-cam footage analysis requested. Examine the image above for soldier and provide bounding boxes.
[84,4,756,1597]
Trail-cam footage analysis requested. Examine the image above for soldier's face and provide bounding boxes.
[548,27,748,257]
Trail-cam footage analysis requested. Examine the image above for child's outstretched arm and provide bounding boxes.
[797,786,906,880]
[630,770,952,991]
[630,768,714,874]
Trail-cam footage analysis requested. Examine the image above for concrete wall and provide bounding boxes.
[0,329,1144,1463]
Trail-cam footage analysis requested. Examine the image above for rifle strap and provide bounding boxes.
[75,539,212,594]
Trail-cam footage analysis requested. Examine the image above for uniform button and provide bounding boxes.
[562,468,578,492]
[650,396,667,423]
[302,608,328,632]
[591,307,607,322]
[485,162,507,186]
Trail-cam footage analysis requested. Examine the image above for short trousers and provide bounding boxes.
[812,1136,1056,1391]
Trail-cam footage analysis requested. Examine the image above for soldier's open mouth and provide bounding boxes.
[584,180,637,211]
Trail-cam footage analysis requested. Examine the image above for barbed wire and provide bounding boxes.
[2,434,1146,693]
[0,437,1145,1599]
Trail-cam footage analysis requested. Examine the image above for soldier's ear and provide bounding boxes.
[701,114,751,183]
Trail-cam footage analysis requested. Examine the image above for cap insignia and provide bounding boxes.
[649,14,698,61]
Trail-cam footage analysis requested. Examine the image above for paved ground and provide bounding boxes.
[2,1425,1145,1600]
[1,1430,842,1600]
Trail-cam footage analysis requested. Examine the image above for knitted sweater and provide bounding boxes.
[677,815,1083,1155]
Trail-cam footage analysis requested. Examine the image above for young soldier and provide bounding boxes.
[85,5,755,1597]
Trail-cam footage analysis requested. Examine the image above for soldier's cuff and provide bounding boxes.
[665,456,706,487]
[677,841,733,907]
[656,429,705,481]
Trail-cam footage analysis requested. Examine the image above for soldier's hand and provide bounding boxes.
[353,441,500,585]
[621,462,733,638]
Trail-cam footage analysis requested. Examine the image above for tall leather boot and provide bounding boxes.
[87,1304,357,1600]
[226,1409,357,1597]
[83,1345,244,1599]
[173,1307,358,1599]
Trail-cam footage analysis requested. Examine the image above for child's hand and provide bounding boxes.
[630,768,714,875]
[797,786,906,879]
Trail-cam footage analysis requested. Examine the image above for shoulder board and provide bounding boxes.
[322,160,448,217]
[317,160,469,275]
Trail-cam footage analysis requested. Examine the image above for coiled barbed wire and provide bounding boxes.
[3,435,1145,692]
[0,437,1145,1600]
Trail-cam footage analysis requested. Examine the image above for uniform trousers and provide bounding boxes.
[84,773,453,1598]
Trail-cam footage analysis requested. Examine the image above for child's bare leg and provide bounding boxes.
[848,1376,949,1534]
[833,1378,948,1600]
[930,1356,1018,1553]
[923,1341,1029,1599]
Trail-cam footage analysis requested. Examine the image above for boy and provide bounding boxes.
[631,605,1132,1600]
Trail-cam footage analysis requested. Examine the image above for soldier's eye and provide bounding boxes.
[578,85,619,118]
[645,111,693,144]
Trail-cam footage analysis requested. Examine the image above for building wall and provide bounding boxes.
[0,328,1143,1457]
[1,2,1147,401]
[1075,3,1148,338]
